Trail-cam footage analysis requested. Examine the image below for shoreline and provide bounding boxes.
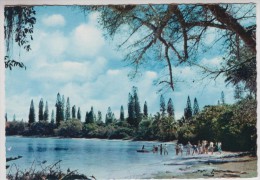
[6,135,177,144]
[151,153,257,179]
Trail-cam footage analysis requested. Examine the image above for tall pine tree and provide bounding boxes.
[120,105,124,121]
[77,107,81,120]
[51,109,55,124]
[65,97,71,120]
[55,93,63,126]
[61,95,65,121]
[160,95,166,116]
[38,98,44,121]
[184,96,192,120]
[143,101,148,118]
[133,86,141,121]
[193,97,200,115]
[29,99,35,125]
[127,93,135,124]
[72,105,76,119]
[221,91,225,104]
[105,107,114,124]
[127,86,141,128]
[97,111,102,123]
[167,98,174,117]
[44,101,49,121]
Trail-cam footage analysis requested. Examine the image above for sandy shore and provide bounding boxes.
[152,152,257,179]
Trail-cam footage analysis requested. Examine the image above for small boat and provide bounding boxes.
[136,149,150,153]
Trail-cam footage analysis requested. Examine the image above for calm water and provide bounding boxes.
[6,137,180,179]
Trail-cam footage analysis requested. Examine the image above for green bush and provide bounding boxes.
[177,98,257,152]
[56,119,82,137]
[6,121,27,135]
[108,126,134,139]
[27,121,55,136]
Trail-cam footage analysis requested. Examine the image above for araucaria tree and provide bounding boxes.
[38,98,44,121]
[72,105,76,119]
[28,99,35,125]
[62,95,65,121]
[120,105,124,121]
[221,91,225,104]
[85,107,95,123]
[193,98,200,115]
[55,93,63,126]
[128,93,135,124]
[77,107,81,120]
[133,86,141,123]
[127,86,142,128]
[167,98,174,117]
[143,101,148,118]
[44,101,49,121]
[160,95,166,116]
[105,107,114,124]
[97,111,103,124]
[65,97,71,120]
[51,109,55,124]
[184,96,192,120]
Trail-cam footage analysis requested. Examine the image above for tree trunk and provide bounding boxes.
[206,4,256,53]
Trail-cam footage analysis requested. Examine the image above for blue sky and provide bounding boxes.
[5,5,237,122]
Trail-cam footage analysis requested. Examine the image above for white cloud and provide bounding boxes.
[201,56,222,67]
[70,24,105,57]
[42,14,66,27]
[145,71,157,79]
[204,27,217,45]
[88,12,100,26]
[30,57,107,83]
[107,69,121,75]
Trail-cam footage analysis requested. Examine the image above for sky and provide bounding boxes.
[5,5,237,122]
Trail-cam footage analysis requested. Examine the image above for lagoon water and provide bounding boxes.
[6,136,183,179]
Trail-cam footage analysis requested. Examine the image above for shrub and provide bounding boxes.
[27,121,55,136]
[6,121,27,135]
[56,119,83,138]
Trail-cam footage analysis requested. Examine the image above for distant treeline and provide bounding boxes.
[5,87,256,152]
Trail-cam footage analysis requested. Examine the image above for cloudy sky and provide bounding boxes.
[5,6,236,122]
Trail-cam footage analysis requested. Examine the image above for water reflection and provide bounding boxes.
[6,137,176,179]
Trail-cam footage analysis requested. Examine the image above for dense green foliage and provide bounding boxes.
[177,97,256,152]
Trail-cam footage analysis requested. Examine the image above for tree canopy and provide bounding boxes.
[4,6,36,69]
[82,4,255,92]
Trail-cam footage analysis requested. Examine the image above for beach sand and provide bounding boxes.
[152,153,257,179]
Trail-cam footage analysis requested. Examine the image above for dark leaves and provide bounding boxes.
[4,56,26,70]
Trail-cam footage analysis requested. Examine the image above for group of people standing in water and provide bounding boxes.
[141,140,222,156]
[151,144,169,155]
[175,140,222,156]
